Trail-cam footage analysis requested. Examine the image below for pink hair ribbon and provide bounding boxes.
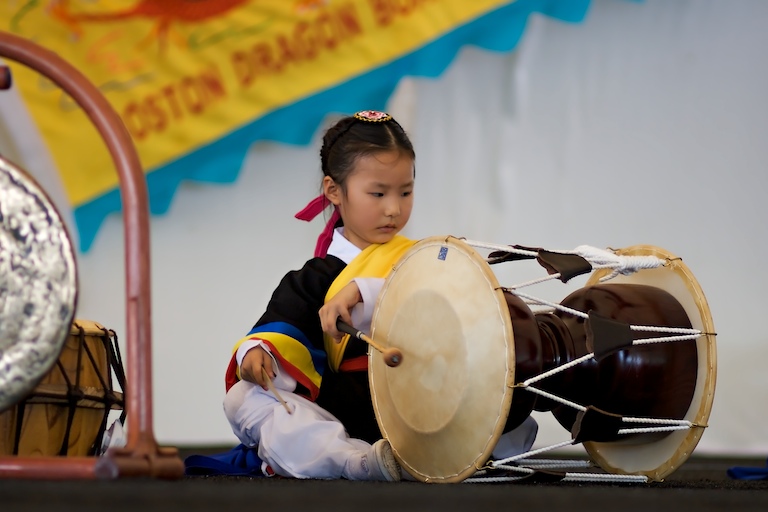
[295,194,340,258]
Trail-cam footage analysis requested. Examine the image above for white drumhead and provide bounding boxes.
[369,236,515,483]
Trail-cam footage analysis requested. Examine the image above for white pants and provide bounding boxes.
[493,415,539,460]
[224,380,539,479]
[224,380,374,479]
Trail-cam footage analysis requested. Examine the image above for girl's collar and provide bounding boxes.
[326,228,360,264]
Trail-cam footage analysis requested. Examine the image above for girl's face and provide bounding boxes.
[324,149,414,251]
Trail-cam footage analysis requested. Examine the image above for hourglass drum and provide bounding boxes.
[368,236,716,483]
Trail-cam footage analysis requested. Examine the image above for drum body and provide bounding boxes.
[369,237,715,483]
[0,319,125,456]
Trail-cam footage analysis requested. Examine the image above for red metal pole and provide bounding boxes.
[0,31,183,479]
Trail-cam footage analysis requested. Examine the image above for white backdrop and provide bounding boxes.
[1,0,767,456]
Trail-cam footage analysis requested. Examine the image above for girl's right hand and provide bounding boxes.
[319,281,362,342]
[240,345,275,390]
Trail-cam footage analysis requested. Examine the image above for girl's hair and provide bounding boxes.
[319,111,415,189]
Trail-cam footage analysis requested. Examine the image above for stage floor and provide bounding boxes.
[2,451,767,512]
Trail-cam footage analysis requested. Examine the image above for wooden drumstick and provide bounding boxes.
[261,368,292,415]
[336,319,403,367]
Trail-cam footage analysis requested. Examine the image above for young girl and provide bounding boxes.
[222,110,538,481]
[223,110,415,480]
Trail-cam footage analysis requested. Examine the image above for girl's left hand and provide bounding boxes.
[319,281,362,342]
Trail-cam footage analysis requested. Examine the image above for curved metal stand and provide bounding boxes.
[0,31,183,479]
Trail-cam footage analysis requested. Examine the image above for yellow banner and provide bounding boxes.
[3,0,511,208]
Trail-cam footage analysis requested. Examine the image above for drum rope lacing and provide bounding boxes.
[464,239,666,283]
[458,239,707,485]
[509,386,699,434]
[465,441,650,484]
[465,471,649,484]
[510,290,705,340]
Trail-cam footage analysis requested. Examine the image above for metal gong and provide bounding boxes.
[0,155,77,412]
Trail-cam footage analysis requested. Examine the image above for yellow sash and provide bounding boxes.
[324,235,416,372]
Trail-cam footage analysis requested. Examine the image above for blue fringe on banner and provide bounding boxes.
[74,0,596,251]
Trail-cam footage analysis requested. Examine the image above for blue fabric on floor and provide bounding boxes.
[184,444,265,477]
[727,458,768,480]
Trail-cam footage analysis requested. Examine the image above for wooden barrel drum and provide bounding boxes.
[0,319,125,457]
